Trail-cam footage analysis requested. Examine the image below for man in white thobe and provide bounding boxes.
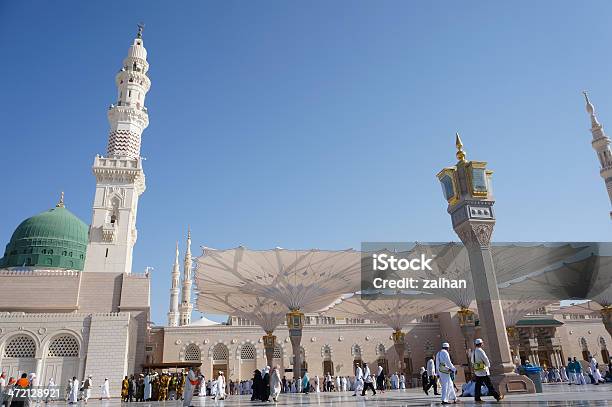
[144,373,153,401]
[183,368,197,407]
[435,342,456,405]
[589,355,604,384]
[214,372,226,400]
[99,378,110,400]
[399,373,406,389]
[472,338,502,402]
[270,366,282,402]
[341,376,347,391]
[335,376,341,392]
[353,365,363,396]
[425,356,439,395]
[82,376,92,404]
[68,377,79,404]
[314,375,320,392]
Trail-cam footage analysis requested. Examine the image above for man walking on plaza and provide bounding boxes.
[435,342,457,405]
[472,338,502,403]
[361,363,376,396]
[424,356,439,395]
[353,364,364,396]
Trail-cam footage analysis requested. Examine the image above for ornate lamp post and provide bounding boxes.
[263,331,277,368]
[437,134,535,394]
[287,309,305,380]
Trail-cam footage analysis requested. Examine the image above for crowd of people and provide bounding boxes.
[2,344,611,406]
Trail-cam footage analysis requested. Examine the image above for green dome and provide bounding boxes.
[0,203,89,270]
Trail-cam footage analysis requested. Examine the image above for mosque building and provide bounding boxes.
[0,29,610,394]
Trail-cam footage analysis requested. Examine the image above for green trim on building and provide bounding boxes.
[0,206,88,270]
[516,318,563,327]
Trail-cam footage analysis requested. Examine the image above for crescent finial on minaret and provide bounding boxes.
[137,22,145,39]
[455,132,467,162]
[56,191,65,208]
[583,90,595,115]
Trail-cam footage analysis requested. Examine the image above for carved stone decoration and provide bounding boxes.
[455,222,494,248]
[38,328,47,335]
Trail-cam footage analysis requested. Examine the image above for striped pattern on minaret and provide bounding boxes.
[179,228,194,326]
[583,91,612,219]
[106,34,151,159]
[167,242,180,327]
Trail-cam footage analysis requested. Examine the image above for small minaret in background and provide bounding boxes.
[167,242,180,327]
[179,228,194,326]
[583,91,612,219]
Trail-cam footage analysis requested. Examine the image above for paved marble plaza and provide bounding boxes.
[37,383,612,406]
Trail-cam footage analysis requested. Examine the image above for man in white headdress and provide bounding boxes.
[144,372,153,401]
[314,375,320,392]
[270,366,282,402]
[183,367,198,407]
[399,372,406,389]
[435,342,456,405]
[352,364,363,396]
[99,378,110,400]
[335,375,341,392]
[68,377,79,404]
[341,376,347,391]
[472,338,502,402]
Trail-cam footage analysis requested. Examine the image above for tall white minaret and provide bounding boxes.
[167,242,180,327]
[583,91,612,220]
[179,228,194,326]
[84,25,151,273]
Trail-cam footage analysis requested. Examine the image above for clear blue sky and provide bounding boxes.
[1,1,611,325]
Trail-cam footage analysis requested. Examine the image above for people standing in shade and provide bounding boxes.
[424,356,439,395]
[435,342,457,405]
[360,363,376,396]
[353,364,364,396]
[471,338,502,403]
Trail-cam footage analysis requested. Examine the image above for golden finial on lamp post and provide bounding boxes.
[455,132,467,162]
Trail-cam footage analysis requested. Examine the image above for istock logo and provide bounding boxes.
[372,253,433,271]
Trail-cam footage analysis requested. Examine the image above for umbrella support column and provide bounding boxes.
[602,306,612,338]
[458,307,476,382]
[392,330,406,376]
[263,332,276,369]
[287,310,305,382]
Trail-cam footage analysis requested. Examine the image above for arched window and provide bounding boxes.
[4,335,36,358]
[47,335,79,357]
[240,343,256,360]
[184,344,201,361]
[273,344,282,359]
[580,337,590,361]
[212,343,229,361]
[322,344,332,360]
